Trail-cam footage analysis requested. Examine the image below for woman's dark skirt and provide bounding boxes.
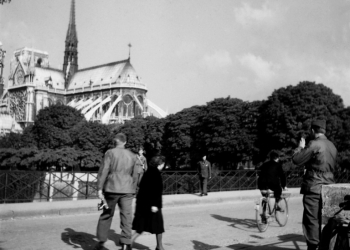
[132,209,165,234]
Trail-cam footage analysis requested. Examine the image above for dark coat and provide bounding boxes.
[258,160,286,191]
[135,167,163,214]
[197,160,212,178]
[292,135,337,194]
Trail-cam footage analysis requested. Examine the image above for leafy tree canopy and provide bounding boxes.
[163,105,205,168]
[193,97,255,167]
[115,116,147,153]
[32,104,85,149]
[257,81,344,157]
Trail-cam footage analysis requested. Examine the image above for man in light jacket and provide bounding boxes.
[94,133,141,250]
[293,120,337,250]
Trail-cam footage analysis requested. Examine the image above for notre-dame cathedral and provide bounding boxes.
[0,0,167,133]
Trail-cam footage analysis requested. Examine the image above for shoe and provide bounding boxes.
[199,193,203,196]
[275,205,284,212]
[204,193,208,196]
[93,242,104,250]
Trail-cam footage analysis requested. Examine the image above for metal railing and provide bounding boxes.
[0,170,349,203]
[0,171,98,204]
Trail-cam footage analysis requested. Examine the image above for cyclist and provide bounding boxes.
[258,150,287,214]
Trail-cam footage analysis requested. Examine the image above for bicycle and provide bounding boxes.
[255,189,290,232]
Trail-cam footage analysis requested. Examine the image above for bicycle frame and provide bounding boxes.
[256,192,290,232]
[261,195,276,221]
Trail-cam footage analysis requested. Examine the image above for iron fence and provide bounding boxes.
[1,170,350,203]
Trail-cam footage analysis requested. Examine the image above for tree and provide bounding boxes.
[0,0,11,4]
[335,107,350,153]
[54,147,80,171]
[115,116,147,153]
[143,116,166,159]
[163,106,204,168]
[239,100,263,164]
[0,148,17,170]
[0,132,23,149]
[21,125,37,148]
[0,148,38,170]
[70,121,114,169]
[257,81,344,160]
[71,121,113,153]
[193,97,255,169]
[32,104,85,149]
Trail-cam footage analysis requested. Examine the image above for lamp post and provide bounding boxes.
[0,41,6,98]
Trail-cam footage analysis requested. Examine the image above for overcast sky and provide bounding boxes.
[1,0,350,113]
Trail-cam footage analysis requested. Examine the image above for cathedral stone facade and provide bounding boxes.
[0,0,166,132]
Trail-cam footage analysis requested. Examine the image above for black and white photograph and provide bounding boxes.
[1,0,350,249]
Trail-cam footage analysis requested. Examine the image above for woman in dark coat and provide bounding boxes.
[131,156,166,250]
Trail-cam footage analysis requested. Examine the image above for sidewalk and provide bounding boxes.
[0,188,301,220]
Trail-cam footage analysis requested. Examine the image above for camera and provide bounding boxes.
[97,199,109,211]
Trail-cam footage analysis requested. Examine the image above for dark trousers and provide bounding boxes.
[96,193,134,245]
[272,187,282,202]
[199,177,208,194]
[303,193,322,248]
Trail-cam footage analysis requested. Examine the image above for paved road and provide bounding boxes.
[0,197,303,250]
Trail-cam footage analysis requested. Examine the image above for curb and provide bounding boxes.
[0,188,301,220]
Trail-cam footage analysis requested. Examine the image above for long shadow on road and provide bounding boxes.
[191,240,220,250]
[61,228,148,250]
[211,214,257,232]
[226,234,305,250]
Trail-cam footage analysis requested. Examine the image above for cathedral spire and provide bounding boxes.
[63,0,78,89]
[66,0,77,42]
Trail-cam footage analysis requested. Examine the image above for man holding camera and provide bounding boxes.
[94,133,141,250]
[293,120,337,250]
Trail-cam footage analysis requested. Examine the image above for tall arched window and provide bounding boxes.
[122,95,133,117]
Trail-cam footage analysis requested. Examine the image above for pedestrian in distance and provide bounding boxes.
[131,156,167,250]
[292,120,337,250]
[93,133,142,250]
[197,155,212,196]
[137,146,148,172]
[258,150,287,213]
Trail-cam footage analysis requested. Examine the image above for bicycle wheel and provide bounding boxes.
[275,198,289,227]
[256,198,269,232]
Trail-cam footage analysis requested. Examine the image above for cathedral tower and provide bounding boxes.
[63,0,78,88]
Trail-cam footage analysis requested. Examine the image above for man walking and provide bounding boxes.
[293,120,337,250]
[94,133,140,250]
[197,155,211,196]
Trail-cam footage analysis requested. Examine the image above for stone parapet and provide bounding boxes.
[322,183,350,224]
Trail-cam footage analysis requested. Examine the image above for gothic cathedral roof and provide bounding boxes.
[67,59,145,90]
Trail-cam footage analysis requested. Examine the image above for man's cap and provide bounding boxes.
[115,133,127,142]
[311,120,326,130]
